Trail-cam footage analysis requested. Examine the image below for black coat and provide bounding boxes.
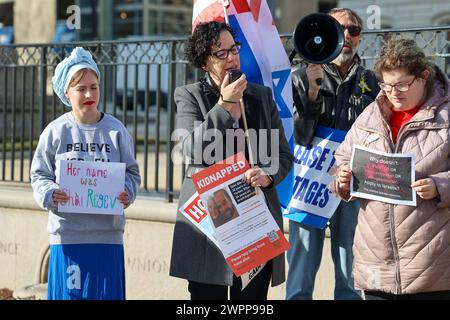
[292,58,380,146]
[169,75,293,286]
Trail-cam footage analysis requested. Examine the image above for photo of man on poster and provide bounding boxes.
[208,189,240,228]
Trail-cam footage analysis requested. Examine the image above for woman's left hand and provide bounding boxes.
[118,191,130,207]
[244,166,272,188]
[411,178,438,200]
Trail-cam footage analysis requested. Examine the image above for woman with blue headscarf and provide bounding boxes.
[30,47,141,300]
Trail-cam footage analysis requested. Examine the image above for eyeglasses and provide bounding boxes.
[341,25,362,37]
[211,43,242,60]
[378,77,416,93]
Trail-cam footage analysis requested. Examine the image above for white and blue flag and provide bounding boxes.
[228,0,294,209]
[192,0,294,210]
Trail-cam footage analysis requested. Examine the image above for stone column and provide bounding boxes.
[14,0,57,44]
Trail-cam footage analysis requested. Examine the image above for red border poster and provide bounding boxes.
[191,153,290,276]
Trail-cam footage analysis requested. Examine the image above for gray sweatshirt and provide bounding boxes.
[30,112,141,245]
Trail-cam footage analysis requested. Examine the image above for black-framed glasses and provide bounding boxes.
[341,24,362,37]
[211,42,242,60]
[378,77,416,92]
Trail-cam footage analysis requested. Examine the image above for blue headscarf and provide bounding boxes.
[52,47,101,107]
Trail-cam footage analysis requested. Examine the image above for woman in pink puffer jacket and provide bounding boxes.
[332,38,450,300]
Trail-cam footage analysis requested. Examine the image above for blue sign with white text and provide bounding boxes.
[284,126,347,229]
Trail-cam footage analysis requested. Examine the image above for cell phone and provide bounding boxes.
[228,69,243,84]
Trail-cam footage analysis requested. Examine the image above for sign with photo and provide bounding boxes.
[350,145,416,206]
[191,152,290,277]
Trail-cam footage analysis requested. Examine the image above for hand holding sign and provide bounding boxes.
[244,166,271,188]
[337,166,352,199]
[118,191,130,208]
[53,189,70,204]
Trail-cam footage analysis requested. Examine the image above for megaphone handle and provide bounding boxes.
[316,78,322,86]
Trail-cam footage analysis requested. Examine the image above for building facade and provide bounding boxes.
[1,0,450,44]
[340,0,450,29]
[0,0,339,43]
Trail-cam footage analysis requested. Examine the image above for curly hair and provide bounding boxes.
[185,21,236,69]
[374,38,436,95]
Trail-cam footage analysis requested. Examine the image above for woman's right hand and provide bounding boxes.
[53,189,69,204]
[219,72,247,120]
[337,166,352,197]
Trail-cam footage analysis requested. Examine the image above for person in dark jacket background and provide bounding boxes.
[286,8,380,300]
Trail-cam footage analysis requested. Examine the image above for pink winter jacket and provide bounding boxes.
[332,67,450,295]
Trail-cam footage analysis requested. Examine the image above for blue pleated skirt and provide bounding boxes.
[47,243,125,300]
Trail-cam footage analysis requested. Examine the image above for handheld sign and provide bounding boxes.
[350,145,416,206]
[179,191,265,290]
[191,152,290,277]
[180,192,220,247]
[57,160,126,215]
[284,126,346,229]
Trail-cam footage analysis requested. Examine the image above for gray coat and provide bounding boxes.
[169,76,293,287]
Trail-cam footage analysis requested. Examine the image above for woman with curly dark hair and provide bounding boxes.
[169,21,293,300]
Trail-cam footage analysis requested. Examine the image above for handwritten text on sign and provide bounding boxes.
[57,160,126,215]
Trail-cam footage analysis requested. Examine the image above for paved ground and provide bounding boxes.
[0,235,335,300]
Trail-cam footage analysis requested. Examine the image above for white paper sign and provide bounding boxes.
[57,160,126,215]
[350,145,416,206]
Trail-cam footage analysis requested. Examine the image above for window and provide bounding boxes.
[0,2,13,27]
[77,0,99,40]
[114,9,143,37]
[147,9,190,35]
[146,0,191,35]
[57,0,76,20]
[75,0,192,39]
[113,0,144,37]
[0,2,13,44]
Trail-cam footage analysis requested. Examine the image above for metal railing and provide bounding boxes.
[0,26,449,202]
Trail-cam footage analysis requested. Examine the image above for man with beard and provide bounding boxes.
[286,8,380,300]
[209,189,239,228]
